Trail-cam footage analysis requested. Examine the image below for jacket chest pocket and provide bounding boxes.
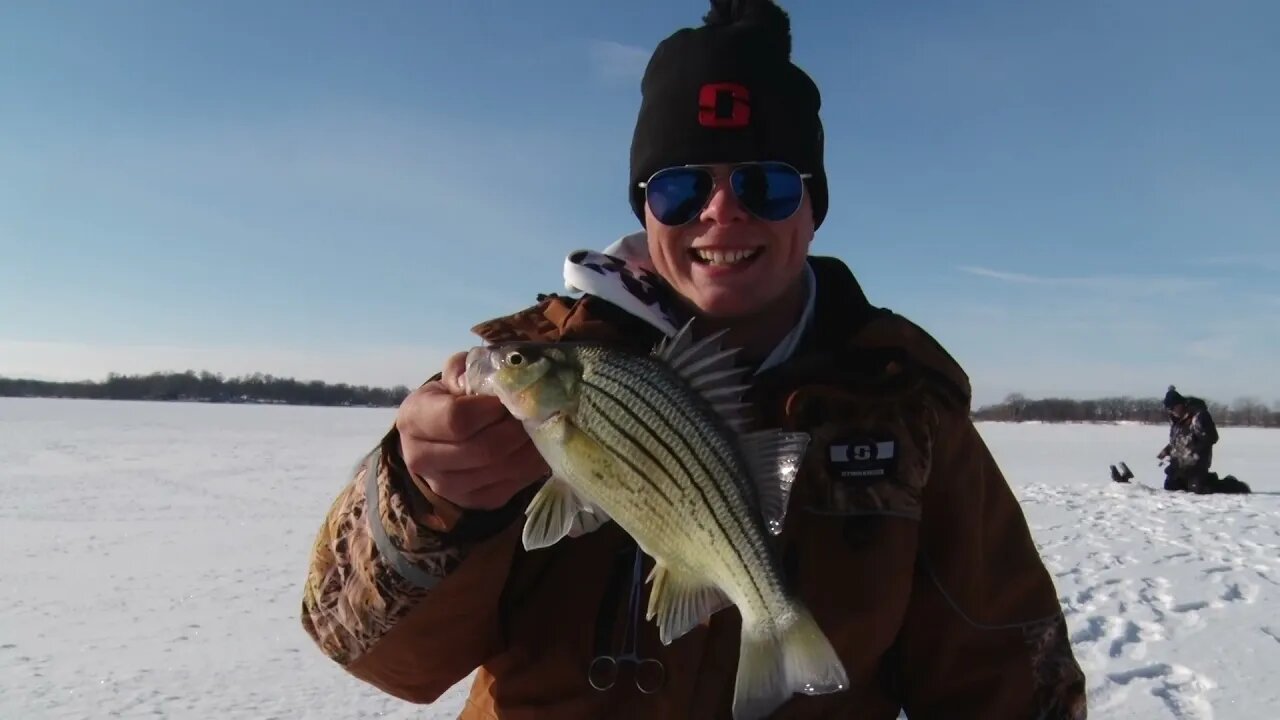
[783,385,939,521]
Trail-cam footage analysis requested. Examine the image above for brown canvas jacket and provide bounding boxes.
[301,256,1088,719]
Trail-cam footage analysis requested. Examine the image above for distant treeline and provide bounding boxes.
[974,394,1280,428]
[0,371,413,408]
[7,373,1279,424]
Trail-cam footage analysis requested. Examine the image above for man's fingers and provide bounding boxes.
[394,347,545,510]
[404,416,536,473]
[440,352,469,396]
[451,474,544,511]
[427,444,549,493]
[438,395,512,440]
[397,390,511,442]
[420,445,550,510]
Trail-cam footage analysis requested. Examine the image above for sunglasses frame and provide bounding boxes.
[637,161,813,226]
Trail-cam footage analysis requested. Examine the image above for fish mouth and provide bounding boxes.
[463,346,496,396]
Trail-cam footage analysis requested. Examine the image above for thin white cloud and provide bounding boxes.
[959,266,1062,284]
[587,40,650,83]
[958,265,1216,293]
[1201,253,1280,272]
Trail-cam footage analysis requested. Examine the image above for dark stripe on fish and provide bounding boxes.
[580,376,748,578]
[580,394,678,508]
[598,357,779,600]
[596,360,754,526]
[583,369,767,605]
[620,365,771,564]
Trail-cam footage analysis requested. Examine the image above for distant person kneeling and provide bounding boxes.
[1157,386,1249,494]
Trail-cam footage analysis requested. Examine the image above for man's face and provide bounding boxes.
[643,164,815,319]
[1170,403,1187,419]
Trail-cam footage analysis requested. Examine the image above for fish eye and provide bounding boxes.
[506,351,525,366]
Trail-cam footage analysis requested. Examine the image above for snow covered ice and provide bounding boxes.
[2,397,1277,719]
[982,422,1280,719]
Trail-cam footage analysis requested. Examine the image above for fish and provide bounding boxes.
[463,320,849,720]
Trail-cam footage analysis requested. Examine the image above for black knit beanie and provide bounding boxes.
[1163,385,1187,409]
[628,0,828,228]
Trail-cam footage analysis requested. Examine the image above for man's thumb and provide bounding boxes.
[440,352,469,396]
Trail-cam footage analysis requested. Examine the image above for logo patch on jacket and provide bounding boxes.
[827,435,897,482]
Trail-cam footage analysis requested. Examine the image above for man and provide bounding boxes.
[300,2,1087,718]
[1158,385,1219,493]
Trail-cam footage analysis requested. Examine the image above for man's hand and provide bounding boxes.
[395,352,550,511]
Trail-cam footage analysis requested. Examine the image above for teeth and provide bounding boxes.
[694,248,759,265]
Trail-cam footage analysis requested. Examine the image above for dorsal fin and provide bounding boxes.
[654,319,811,534]
[653,319,755,433]
[654,318,716,367]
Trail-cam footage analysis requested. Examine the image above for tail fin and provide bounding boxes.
[732,608,848,720]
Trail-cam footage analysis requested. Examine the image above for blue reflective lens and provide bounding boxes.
[731,163,805,222]
[645,168,714,226]
[643,162,806,226]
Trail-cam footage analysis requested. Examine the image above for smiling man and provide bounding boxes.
[301,2,1088,718]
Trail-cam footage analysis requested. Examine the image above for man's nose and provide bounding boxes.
[698,178,749,225]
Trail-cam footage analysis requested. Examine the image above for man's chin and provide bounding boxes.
[686,291,771,321]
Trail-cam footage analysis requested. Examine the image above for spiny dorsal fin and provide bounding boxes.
[653,319,755,433]
[655,319,810,534]
[655,319,736,372]
[652,317,698,363]
[690,368,750,391]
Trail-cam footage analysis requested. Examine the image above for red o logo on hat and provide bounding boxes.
[698,83,750,128]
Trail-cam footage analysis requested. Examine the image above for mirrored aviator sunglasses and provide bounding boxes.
[638,162,811,226]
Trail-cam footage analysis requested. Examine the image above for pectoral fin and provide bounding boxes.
[522,475,590,551]
[739,430,811,535]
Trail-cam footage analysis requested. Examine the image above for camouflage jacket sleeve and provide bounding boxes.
[1190,411,1217,449]
[894,412,1088,719]
[300,421,528,703]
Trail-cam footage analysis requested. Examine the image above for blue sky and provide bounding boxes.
[2,0,1276,408]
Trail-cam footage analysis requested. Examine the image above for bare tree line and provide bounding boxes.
[0,371,412,408]
[974,394,1280,427]
[7,371,1279,427]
